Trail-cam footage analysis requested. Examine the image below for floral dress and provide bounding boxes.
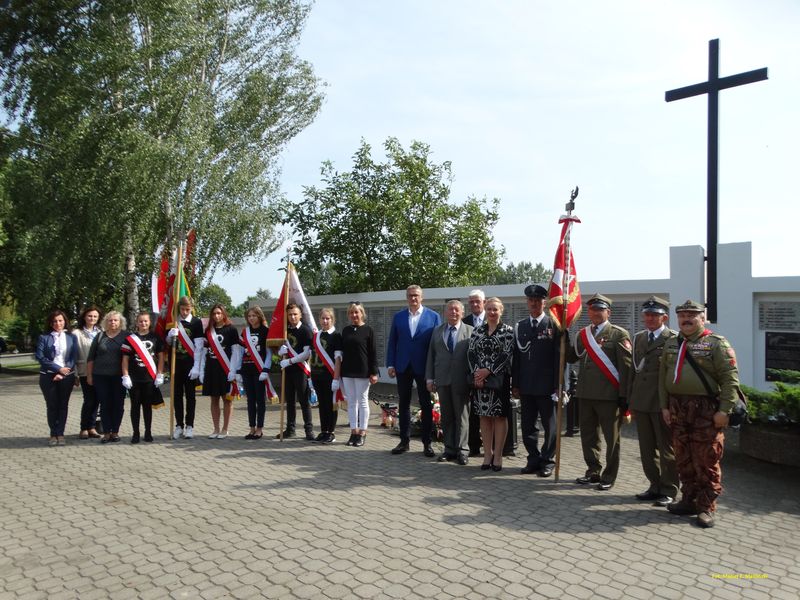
[468,322,514,417]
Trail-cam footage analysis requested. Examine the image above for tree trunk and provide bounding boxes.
[123,224,139,324]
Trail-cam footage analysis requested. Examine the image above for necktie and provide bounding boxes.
[447,326,456,353]
[592,325,598,336]
[648,332,655,343]
[532,319,538,329]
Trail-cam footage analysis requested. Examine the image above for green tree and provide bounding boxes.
[231,287,273,317]
[291,138,504,294]
[0,0,323,326]
[195,283,233,316]
[490,261,553,285]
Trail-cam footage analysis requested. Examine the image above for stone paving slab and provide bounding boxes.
[1,374,798,599]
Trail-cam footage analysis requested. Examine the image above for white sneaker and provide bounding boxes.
[173,426,183,440]
[208,432,219,439]
[217,431,228,439]
[183,426,194,439]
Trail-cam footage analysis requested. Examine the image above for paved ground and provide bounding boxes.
[1,373,798,600]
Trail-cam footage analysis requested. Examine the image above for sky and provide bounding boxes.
[213,0,800,304]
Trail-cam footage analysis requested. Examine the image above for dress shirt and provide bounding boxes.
[471,312,485,329]
[647,324,666,340]
[442,322,462,345]
[51,331,67,368]
[409,307,424,337]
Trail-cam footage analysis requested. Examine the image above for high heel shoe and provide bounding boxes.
[480,463,492,470]
[491,464,502,472]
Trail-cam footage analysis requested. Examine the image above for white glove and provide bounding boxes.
[236,374,243,387]
[121,375,133,390]
[551,393,559,404]
[199,369,204,384]
[188,366,200,380]
[561,391,570,406]
[280,358,291,369]
[166,328,179,342]
[227,369,236,382]
[258,371,269,382]
[278,344,289,357]
[331,379,340,392]
[154,374,164,387]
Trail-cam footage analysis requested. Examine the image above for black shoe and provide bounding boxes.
[354,434,365,447]
[492,464,502,472]
[667,500,699,516]
[635,490,661,501]
[423,445,436,458]
[520,464,540,475]
[654,495,673,507]
[391,442,410,455]
[144,432,153,443]
[345,434,356,446]
[130,433,140,444]
[596,482,613,491]
[314,432,327,442]
[325,433,336,444]
[438,453,455,463]
[456,454,468,466]
[576,474,601,485]
[245,433,256,440]
[305,431,315,441]
[275,429,296,439]
[480,463,493,471]
[538,466,554,478]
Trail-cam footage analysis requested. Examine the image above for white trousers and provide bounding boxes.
[342,377,371,430]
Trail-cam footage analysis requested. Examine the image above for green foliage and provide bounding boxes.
[741,384,800,425]
[0,0,323,325]
[195,283,232,316]
[231,288,273,317]
[290,138,504,295]
[766,368,800,384]
[489,261,553,285]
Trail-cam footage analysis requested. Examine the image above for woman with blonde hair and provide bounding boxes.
[87,310,129,443]
[340,302,379,447]
[468,297,514,471]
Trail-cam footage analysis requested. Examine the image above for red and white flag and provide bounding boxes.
[547,216,582,331]
[267,263,317,346]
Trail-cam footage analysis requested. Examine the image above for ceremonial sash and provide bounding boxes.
[207,328,239,396]
[312,331,345,402]
[177,322,195,357]
[242,327,278,401]
[284,339,311,376]
[127,334,158,381]
[673,329,713,384]
[579,326,619,390]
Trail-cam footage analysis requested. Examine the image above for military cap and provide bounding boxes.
[641,295,669,314]
[524,284,548,299]
[586,293,612,310]
[675,299,705,313]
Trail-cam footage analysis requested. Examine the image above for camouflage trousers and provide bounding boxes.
[668,395,724,512]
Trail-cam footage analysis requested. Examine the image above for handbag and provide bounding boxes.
[681,338,748,426]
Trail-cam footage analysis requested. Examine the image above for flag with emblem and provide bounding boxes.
[547,215,582,331]
[267,262,316,346]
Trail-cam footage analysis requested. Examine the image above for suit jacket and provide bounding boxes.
[463,313,484,328]
[35,331,78,374]
[566,322,631,402]
[425,321,473,390]
[512,315,561,396]
[386,306,441,376]
[628,328,677,413]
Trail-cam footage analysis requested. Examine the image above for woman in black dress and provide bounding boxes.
[468,297,514,471]
[201,303,242,439]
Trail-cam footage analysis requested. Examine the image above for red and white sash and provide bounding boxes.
[580,326,619,390]
[177,322,195,357]
[313,330,345,402]
[127,334,157,381]
[673,329,713,384]
[284,339,311,376]
[241,327,278,400]
[207,328,239,396]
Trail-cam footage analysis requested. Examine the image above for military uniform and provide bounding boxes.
[566,294,632,488]
[659,300,740,525]
[628,297,679,503]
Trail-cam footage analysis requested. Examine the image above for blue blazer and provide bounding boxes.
[35,332,78,374]
[386,306,441,376]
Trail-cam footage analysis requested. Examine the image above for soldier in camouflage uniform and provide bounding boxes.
[658,299,740,528]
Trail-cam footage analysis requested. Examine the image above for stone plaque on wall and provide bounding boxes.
[765,331,800,381]
[759,302,800,331]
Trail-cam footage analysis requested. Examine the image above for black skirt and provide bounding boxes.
[202,359,231,397]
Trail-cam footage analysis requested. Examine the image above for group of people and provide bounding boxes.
[388,285,740,529]
[34,283,740,529]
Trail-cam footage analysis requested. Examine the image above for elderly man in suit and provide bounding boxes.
[387,285,442,456]
[629,296,679,507]
[426,299,474,465]
[512,284,562,477]
[463,289,485,457]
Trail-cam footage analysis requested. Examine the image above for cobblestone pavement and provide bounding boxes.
[1,374,798,599]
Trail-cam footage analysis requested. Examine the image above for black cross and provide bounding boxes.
[665,39,767,323]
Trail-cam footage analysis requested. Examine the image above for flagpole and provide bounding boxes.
[169,238,184,441]
[278,250,291,441]
[554,188,578,483]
